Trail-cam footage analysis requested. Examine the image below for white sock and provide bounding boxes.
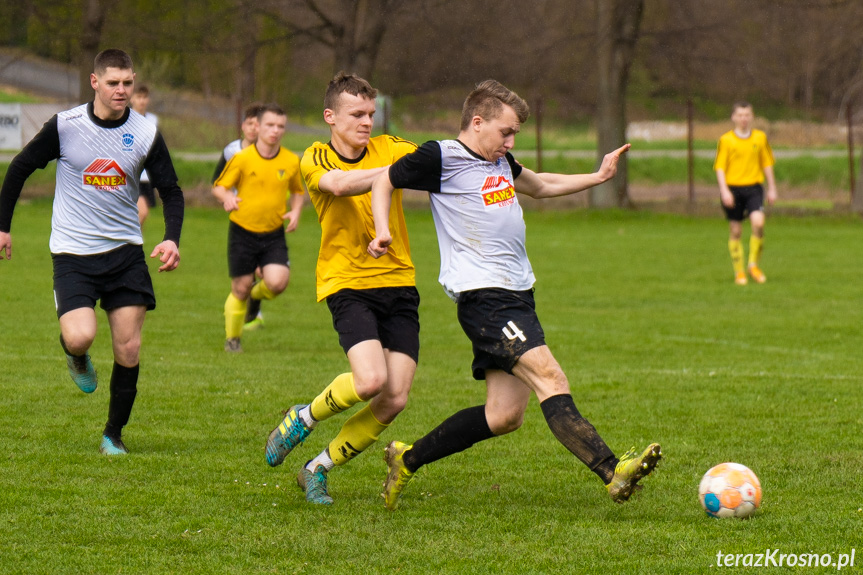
[298,405,317,429]
[306,449,334,472]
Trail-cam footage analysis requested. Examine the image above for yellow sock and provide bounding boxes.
[328,404,388,466]
[224,293,247,339]
[728,239,745,274]
[310,373,362,422]
[251,281,276,300]
[748,236,763,267]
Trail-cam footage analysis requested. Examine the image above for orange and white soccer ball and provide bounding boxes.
[698,462,762,518]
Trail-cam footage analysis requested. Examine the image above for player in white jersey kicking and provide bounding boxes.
[0,49,184,456]
[368,80,661,510]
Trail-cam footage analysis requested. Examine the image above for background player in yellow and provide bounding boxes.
[714,102,777,285]
[211,104,304,352]
[263,73,419,505]
[211,102,268,331]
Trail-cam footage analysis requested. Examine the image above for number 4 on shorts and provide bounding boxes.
[502,320,526,342]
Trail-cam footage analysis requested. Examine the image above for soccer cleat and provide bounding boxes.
[734,271,748,285]
[99,434,129,456]
[265,405,312,467]
[607,443,662,503]
[224,338,243,353]
[66,352,97,393]
[243,313,265,332]
[297,463,334,505]
[748,265,766,284]
[382,441,415,511]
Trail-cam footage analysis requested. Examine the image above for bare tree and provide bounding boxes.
[260,0,400,79]
[591,0,643,208]
[78,0,116,103]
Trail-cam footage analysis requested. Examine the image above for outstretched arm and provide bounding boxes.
[367,171,396,258]
[515,144,631,199]
[318,166,389,197]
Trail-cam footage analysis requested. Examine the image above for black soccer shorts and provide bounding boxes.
[227,221,290,278]
[326,286,420,362]
[52,243,156,318]
[456,288,546,380]
[722,184,764,222]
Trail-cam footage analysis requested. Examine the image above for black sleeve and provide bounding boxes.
[143,132,184,246]
[388,141,442,193]
[0,115,61,232]
[505,152,523,179]
[211,153,227,184]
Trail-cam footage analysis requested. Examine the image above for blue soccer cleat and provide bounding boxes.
[66,352,97,393]
[297,462,334,505]
[99,435,129,456]
[265,405,312,467]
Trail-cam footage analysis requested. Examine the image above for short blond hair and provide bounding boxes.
[460,80,529,131]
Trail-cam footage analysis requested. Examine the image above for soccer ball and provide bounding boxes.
[698,462,762,518]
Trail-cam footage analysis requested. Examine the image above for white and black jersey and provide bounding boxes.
[211,139,243,183]
[139,111,159,184]
[388,139,535,299]
[0,103,184,255]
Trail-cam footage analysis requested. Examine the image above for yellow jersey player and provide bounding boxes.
[714,102,777,285]
[264,72,418,505]
[212,103,304,352]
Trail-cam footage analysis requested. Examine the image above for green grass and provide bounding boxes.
[1,200,861,573]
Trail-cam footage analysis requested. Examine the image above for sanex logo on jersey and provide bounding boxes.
[83,159,127,191]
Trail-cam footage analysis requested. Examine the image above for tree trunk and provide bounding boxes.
[236,1,259,103]
[329,0,392,79]
[79,0,111,103]
[591,0,643,208]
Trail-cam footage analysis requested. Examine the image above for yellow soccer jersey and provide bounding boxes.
[215,145,304,233]
[713,129,775,186]
[301,135,417,301]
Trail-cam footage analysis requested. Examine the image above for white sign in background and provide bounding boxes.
[0,103,22,150]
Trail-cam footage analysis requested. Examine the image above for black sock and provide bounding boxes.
[104,362,139,439]
[245,297,261,322]
[402,405,494,473]
[540,394,618,483]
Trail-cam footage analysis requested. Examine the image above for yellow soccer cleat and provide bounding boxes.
[734,271,748,285]
[382,441,415,511]
[607,443,662,503]
[747,265,766,284]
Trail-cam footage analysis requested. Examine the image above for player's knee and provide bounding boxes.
[63,331,96,355]
[488,408,524,435]
[354,369,388,399]
[267,279,288,295]
[114,336,142,364]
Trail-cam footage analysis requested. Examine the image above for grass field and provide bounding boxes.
[1,200,861,574]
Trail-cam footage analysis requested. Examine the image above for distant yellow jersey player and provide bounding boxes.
[302,135,417,301]
[714,102,777,286]
[211,104,304,353]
